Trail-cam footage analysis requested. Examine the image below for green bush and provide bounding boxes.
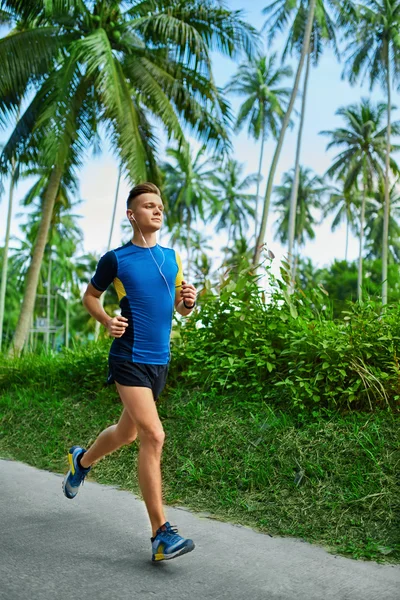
[170,263,400,414]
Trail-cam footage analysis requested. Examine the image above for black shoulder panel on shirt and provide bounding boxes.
[91,250,118,292]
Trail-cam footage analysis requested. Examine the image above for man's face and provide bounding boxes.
[127,193,164,231]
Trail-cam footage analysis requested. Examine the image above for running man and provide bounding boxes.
[62,182,197,562]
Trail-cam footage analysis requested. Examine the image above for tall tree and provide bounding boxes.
[220,236,254,282]
[0,0,257,355]
[342,0,400,305]
[0,250,22,346]
[225,53,292,239]
[191,249,216,292]
[0,152,17,351]
[320,99,400,300]
[162,143,218,278]
[0,86,20,351]
[10,171,84,349]
[273,166,327,275]
[365,178,400,262]
[94,164,122,341]
[211,158,258,247]
[322,178,360,261]
[253,0,317,268]
[263,0,339,276]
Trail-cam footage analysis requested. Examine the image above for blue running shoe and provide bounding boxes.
[62,446,91,499]
[151,522,195,562]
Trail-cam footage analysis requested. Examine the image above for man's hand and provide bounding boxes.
[180,280,197,307]
[105,315,128,338]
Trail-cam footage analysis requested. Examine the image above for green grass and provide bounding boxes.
[1,378,398,564]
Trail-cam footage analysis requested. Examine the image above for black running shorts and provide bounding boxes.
[107,358,169,402]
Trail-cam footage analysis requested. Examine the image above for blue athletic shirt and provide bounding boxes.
[90,241,184,365]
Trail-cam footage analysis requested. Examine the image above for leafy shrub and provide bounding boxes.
[170,262,400,414]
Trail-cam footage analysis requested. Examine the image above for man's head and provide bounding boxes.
[126,182,164,232]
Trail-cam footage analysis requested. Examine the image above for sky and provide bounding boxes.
[1,0,397,282]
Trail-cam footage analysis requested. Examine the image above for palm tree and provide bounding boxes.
[225,53,292,239]
[180,229,213,289]
[220,236,254,282]
[0,93,21,351]
[11,172,84,349]
[0,250,22,348]
[94,164,122,341]
[0,0,258,355]
[365,178,400,262]
[0,150,17,351]
[211,159,259,248]
[320,99,400,300]
[253,0,317,268]
[192,250,217,292]
[273,166,327,277]
[162,144,219,278]
[342,0,400,305]
[322,178,360,261]
[263,0,340,276]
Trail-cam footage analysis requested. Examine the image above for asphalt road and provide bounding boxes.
[1,459,399,600]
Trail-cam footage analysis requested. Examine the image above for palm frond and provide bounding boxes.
[0,27,65,121]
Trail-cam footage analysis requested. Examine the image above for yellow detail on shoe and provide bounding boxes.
[113,277,127,302]
[154,544,165,561]
[68,452,75,476]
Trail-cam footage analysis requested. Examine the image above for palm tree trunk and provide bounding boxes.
[45,248,52,350]
[223,225,232,265]
[29,313,34,351]
[357,164,367,302]
[65,283,70,349]
[288,50,311,278]
[9,165,63,356]
[345,214,349,262]
[0,156,16,352]
[186,212,191,279]
[382,55,391,307]
[255,128,266,240]
[94,165,122,341]
[292,236,301,282]
[252,0,316,269]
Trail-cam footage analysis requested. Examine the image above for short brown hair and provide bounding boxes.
[127,182,161,209]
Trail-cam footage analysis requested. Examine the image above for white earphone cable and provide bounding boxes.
[131,216,173,302]
[130,215,175,361]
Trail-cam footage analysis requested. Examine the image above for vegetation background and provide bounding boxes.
[0,0,399,564]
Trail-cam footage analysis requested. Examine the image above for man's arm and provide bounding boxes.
[83,283,128,337]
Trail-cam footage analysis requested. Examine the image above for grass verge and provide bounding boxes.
[1,380,399,564]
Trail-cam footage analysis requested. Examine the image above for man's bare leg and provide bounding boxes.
[115,383,167,536]
[80,408,138,468]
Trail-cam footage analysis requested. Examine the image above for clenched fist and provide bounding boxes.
[180,280,197,307]
[105,315,128,338]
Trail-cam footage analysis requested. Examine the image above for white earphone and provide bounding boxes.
[129,214,173,303]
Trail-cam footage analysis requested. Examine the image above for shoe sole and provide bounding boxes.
[62,469,77,499]
[152,541,195,562]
